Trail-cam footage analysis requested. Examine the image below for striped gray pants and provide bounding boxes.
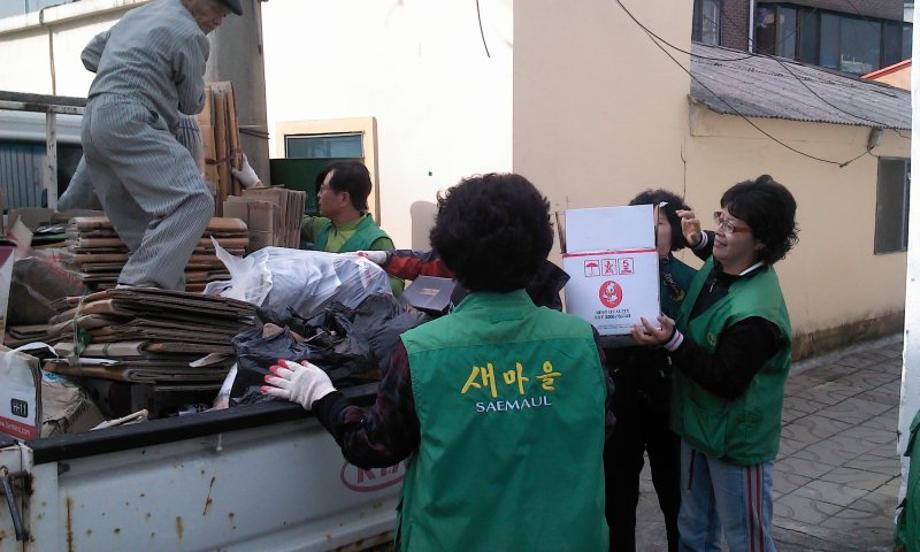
[81,95,213,290]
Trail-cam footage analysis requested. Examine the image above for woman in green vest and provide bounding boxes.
[261,173,611,551]
[896,407,920,551]
[631,175,798,552]
[604,189,696,552]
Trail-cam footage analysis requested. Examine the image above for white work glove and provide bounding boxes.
[261,359,336,410]
[230,154,262,188]
[356,250,389,265]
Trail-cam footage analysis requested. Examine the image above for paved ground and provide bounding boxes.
[636,335,904,551]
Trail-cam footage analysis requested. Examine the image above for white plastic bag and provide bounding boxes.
[205,240,392,323]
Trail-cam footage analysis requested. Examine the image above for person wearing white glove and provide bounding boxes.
[267,173,612,551]
[261,359,336,410]
[355,250,389,265]
[230,153,264,189]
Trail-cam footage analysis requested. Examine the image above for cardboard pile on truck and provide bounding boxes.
[59,216,248,292]
[37,288,255,417]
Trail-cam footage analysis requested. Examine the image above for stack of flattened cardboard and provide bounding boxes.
[223,186,306,251]
[44,288,255,385]
[59,216,248,292]
[198,81,242,215]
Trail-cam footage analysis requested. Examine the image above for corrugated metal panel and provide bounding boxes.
[689,43,912,130]
[0,141,44,208]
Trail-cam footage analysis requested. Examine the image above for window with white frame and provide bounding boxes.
[284,133,364,160]
[692,0,722,45]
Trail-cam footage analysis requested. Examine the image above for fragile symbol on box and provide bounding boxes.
[620,258,634,275]
[584,260,600,277]
[598,280,624,308]
[602,259,618,276]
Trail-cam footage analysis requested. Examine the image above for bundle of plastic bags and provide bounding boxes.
[205,241,392,325]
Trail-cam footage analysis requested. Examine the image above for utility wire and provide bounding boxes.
[475,0,491,58]
[612,0,871,168]
[699,5,818,60]
[621,0,756,61]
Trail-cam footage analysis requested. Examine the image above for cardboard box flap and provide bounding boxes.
[564,204,655,252]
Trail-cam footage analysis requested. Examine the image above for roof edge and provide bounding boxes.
[863,59,912,80]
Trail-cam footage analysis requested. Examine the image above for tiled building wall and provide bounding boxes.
[721,0,752,50]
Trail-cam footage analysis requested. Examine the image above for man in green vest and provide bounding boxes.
[302,161,403,294]
[632,175,798,552]
[261,173,611,551]
[896,407,920,551]
[231,157,403,293]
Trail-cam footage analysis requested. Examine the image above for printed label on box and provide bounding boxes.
[563,250,660,336]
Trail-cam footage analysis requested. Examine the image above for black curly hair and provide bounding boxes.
[629,189,691,251]
[430,173,553,293]
[721,174,799,264]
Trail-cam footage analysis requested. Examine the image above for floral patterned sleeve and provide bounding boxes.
[313,341,419,469]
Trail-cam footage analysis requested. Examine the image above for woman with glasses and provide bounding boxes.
[631,175,798,552]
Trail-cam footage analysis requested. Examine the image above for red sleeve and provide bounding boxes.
[385,249,455,279]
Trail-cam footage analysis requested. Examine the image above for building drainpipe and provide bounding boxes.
[900,5,920,508]
[205,0,271,185]
[748,0,755,52]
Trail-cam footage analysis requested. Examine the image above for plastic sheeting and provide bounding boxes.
[206,242,392,326]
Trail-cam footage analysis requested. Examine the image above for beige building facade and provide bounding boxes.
[0,0,909,357]
[514,0,911,357]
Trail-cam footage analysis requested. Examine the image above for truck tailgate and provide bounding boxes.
[1,402,400,552]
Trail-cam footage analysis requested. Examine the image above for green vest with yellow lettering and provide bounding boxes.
[671,258,792,465]
[397,290,608,551]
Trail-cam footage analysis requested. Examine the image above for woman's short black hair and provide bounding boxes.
[629,189,691,251]
[721,174,799,264]
[324,161,372,211]
[430,173,553,293]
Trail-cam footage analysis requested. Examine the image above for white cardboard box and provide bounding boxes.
[0,244,15,344]
[0,346,41,440]
[564,205,656,252]
[563,205,660,336]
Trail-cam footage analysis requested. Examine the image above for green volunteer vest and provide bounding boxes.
[896,409,920,551]
[313,215,387,253]
[660,255,697,319]
[397,290,608,551]
[671,258,792,465]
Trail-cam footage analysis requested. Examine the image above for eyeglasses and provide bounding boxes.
[712,211,752,235]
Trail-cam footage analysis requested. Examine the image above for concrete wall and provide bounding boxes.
[0,0,148,97]
[260,0,514,250]
[869,64,912,89]
[513,0,693,221]
[685,105,910,353]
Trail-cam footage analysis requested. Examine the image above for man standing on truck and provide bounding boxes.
[262,173,611,551]
[79,0,242,290]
